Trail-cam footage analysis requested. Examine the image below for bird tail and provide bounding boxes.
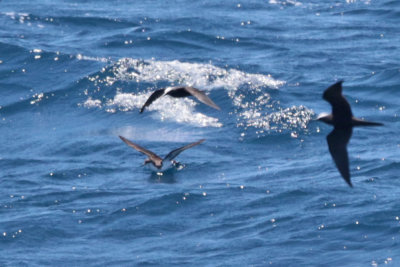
[352,118,383,127]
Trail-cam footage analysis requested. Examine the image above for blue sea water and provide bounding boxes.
[0,0,399,265]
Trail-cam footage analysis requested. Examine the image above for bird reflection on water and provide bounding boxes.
[147,163,186,184]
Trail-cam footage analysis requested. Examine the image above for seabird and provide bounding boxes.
[318,81,383,187]
[119,135,205,171]
[140,86,220,113]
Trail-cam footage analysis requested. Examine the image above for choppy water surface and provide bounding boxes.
[0,0,399,266]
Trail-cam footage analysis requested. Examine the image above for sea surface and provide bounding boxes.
[0,0,399,266]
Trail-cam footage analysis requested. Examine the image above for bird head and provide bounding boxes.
[316,113,333,125]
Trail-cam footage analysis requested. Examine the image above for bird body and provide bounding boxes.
[143,158,176,172]
[317,113,382,128]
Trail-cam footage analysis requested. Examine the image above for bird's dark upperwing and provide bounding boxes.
[323,81,353,121]
[327,128,353,187]
[119,136,163,166]
[163,139,205,162]
[323,81,343,104]
[140,89,166,113]
[180,87,220,110]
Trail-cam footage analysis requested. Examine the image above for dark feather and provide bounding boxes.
[323,81,353,126]
[163,139,205,162]
[327,128,353,187]
[166,87,192,97]
[119,136,163,167]
[177,87,220,110]
[140,86,220,113]
[140,89,166,113]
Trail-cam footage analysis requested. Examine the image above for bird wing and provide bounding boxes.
[119,136,163,166]
[323,81,343,104]
[163,139,205,162]
[181,87,220,110]
[323,81,353,119]
[140,89,166,113]
[326,128,353,187]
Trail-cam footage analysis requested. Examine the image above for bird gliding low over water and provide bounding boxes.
[140,86,220,113]
[317,81,383,187]
[119,136,205,172]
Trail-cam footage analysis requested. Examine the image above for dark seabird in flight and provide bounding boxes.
[119,135,205,171]
[140,86,220,113]
[317,81,383,187]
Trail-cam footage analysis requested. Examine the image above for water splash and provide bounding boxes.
[240,105,314,131]
[229,81,314,137]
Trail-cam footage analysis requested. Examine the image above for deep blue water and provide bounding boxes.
[1,0,399,266]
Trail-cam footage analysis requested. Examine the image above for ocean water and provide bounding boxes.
[0,0,399,266]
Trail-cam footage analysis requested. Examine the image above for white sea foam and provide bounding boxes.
[83,98,102,108]
[76,54,109,63]
[109,58,285,90]
[238,105,314,131]
[233,88,314,136]
[268,0,302,6]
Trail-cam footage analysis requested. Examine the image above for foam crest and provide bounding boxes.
[110,58,285,90]
[83,98,102,108]
[76,54,109,63]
